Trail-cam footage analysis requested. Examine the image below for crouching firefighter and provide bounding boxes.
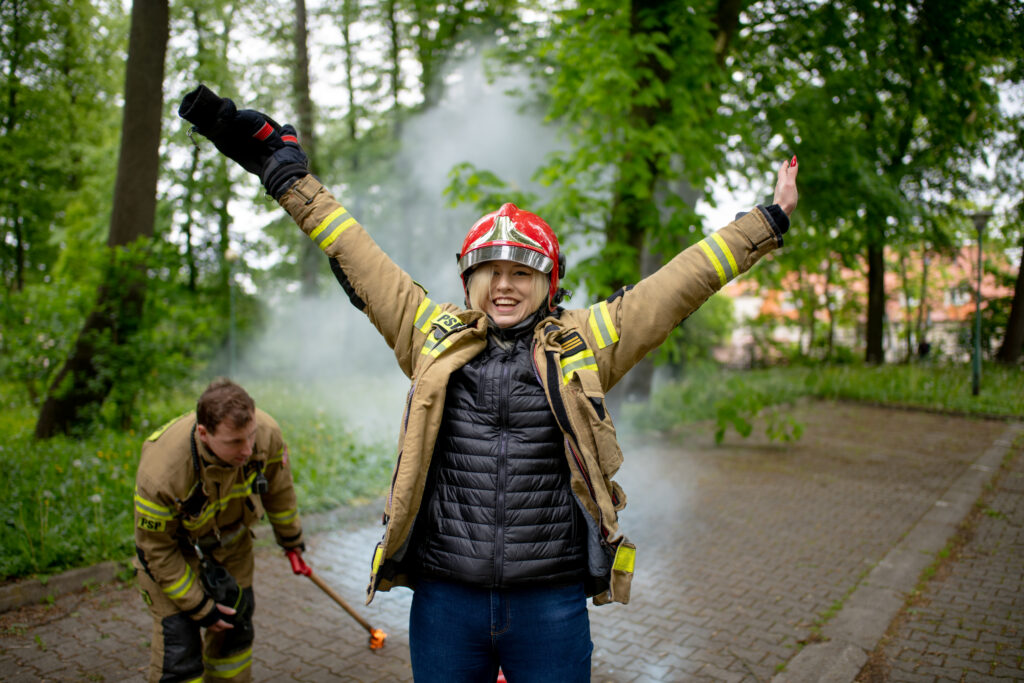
[132,378,307,683]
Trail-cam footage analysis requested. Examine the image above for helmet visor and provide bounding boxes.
[459,245,554,275]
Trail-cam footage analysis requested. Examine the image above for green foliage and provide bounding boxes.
[712,375,805,445]
[659,294,735,370]
[0,0,126,292]
[0,273,97,405]
[640,362,1024,445]
[633,364,812,443]
[0,396,139,578]
[0,378,390,581]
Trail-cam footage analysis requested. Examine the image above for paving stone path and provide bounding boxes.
[857,428,1024,682]
[0,401,1018,682]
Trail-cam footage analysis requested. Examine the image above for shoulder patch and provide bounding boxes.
[432,312,464,335]
[559,330,587,356]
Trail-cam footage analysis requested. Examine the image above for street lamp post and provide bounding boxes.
[969,211,992,396]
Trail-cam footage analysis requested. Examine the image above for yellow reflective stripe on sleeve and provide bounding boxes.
[267,448,285,464]
[588,301,619,349]
[181,471,258,530]
[698,240,726,285]
[204,646,253,678]
[134,492,174,521]
[413,298,442,334]
[698,232,737,286]
[163,565,196,600]
[612,544,635,573]
[267,508,298,525]
[309,207,356,252]
[710,233,738,278]
[560,350,598,383]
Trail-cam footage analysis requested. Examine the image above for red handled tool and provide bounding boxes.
[288,550,388,650]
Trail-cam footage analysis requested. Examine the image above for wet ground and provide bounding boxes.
[1,401,1020,682]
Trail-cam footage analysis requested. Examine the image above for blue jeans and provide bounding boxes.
[409,579,592,682]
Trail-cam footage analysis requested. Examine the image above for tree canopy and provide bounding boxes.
[2,0,1021,436]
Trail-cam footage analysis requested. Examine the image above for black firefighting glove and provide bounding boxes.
[198,557,254,639]
[178,84,308,200]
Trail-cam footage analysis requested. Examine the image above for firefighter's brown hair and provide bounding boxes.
[196,378,255,433]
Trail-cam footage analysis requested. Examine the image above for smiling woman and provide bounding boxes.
[184,86,799,680]
[465,262,548,328]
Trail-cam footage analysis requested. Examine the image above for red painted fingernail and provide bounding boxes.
[791,155,797,167]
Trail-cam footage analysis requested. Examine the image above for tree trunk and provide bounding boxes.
[865,240,886,363]
[915,248,930,356]
[825,256,836,360]
[385,0,402,136]
[293,0,321,297]
[35,0,169,438]
[184,143,199,291]
[341,0,361,217]
[897,249,913,362]
[996,235,1024,364]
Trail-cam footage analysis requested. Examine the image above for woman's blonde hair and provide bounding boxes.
[466,263,548,313]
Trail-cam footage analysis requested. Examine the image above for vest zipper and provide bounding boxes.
[494,344,514,586]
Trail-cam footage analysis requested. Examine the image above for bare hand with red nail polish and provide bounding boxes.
[773,155,799,216]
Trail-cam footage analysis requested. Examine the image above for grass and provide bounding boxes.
[0,379,391,581]
[633,360,1023,440]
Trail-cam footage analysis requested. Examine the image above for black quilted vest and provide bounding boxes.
[411,313,587,588]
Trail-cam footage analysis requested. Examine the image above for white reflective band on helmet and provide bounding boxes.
[458,244,553,275]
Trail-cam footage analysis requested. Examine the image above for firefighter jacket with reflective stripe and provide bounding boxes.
[279,174,782,606]
[412,319,588,588]
[133,409,303,622]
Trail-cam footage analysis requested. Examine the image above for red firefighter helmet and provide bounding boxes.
[458,203,564,309]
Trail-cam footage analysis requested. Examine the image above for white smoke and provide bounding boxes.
[236,52,558,441]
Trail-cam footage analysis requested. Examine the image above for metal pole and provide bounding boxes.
[969,211,991,397]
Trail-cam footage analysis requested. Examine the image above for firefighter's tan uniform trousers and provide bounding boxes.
[136,533,255,682]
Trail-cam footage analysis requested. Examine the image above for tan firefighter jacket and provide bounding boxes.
[133,408,303,622]
[279,174,782,606]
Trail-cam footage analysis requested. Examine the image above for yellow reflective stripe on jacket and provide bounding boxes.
[420,331,454,358]
[146,413,185,442]
[612,544,635,573]
[134,492,174,521]
[266,507,298,525]
[560,349,598,383]
[204,646,252,678]
[310,206,356,252]
[267,447,285,464]
[163,564,196,600]
[413,297,442,334]
[588,301,619,349]
[372,544,383,574]
[698,232,738,286]
[181,471,258,530]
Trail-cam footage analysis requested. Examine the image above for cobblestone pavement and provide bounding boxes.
[859,426,1024,682]
[0,401,1017,682]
